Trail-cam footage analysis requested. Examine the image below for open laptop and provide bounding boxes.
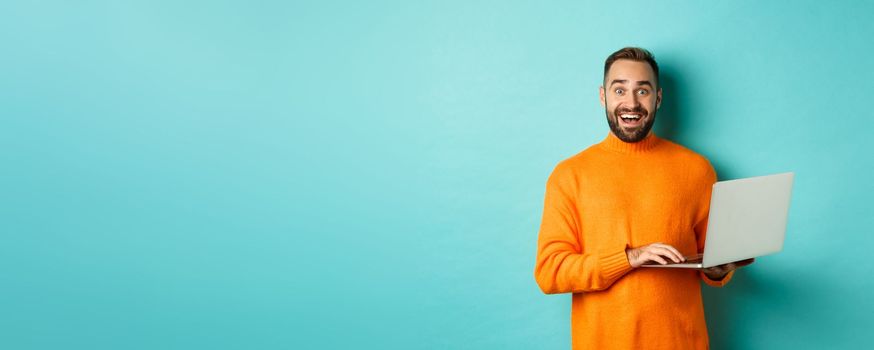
[642,172,795,269]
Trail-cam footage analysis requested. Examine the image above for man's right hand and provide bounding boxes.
[625,242,686,268]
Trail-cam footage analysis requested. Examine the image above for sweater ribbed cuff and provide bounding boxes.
[599,247,633,283]
[701,269,735,287]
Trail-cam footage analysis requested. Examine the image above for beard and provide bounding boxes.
[605,105,656,143]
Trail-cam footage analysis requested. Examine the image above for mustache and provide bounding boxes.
[614,106,648,117]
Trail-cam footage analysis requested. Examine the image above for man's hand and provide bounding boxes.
[697,258,755,280]
[625,242,686,268]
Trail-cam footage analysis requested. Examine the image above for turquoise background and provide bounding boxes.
[2,1,872,349]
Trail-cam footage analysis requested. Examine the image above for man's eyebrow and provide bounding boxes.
[636,80,653,87]
[609,79,653,87]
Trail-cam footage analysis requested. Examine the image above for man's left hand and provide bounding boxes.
[697,258,755,280]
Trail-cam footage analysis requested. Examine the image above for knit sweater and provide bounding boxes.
[534,131,734,350]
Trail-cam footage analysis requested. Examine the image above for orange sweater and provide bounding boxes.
[534,131,734,350]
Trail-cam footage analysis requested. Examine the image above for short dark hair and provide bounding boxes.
[604,47,659,87]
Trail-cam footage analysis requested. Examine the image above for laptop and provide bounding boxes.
[642,172,795,269]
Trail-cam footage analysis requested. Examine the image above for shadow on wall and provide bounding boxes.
[701,264,827,350]
[653,62,732,179]
[652,63,685,144]
[654,60,823,349]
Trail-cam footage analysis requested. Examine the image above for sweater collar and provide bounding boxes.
[599,131,661,154]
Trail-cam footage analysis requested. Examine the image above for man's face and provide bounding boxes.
[599,59,662,143]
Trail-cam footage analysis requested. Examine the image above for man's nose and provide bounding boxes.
[627,93,642,108]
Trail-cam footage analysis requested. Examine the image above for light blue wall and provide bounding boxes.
[2,1,872,349]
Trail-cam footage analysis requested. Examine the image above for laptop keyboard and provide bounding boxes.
[683,253,703,263]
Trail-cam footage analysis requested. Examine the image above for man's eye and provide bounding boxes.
[614,89,624,95]
[637,89,649,95]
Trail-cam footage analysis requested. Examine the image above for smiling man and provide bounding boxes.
[534,47,752,349]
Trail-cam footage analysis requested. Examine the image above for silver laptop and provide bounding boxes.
[643,172,795,269]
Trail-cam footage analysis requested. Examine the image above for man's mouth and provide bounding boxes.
[618,113,644,127]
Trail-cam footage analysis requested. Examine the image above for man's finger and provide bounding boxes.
[651,254,669,265]
[652,243,683,258]
[644,252,668,265]
[734,258,755,267]
[700,266,724,274]
[662,245,685,261]
[650,247,682,263]
[651,245,684,262]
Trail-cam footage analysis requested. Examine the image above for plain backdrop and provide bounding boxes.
[2,1,872,349]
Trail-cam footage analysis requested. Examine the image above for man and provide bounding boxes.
[534,47,753,349]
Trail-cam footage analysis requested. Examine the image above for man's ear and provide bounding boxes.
[656,87,663,109]
[599,86,606,107]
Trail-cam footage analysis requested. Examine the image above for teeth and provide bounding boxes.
[620,114,640,119]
